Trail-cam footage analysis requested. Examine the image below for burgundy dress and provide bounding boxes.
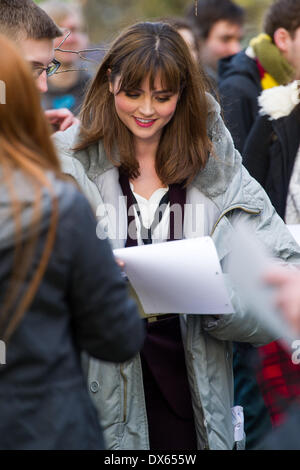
[119,171,197,450]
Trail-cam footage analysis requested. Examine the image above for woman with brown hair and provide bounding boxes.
[54,22,300,450]
[0,34,144,450]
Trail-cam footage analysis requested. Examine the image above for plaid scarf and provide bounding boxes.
[257,342,300,426]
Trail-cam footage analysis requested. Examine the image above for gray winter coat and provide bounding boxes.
[53,94,300,450]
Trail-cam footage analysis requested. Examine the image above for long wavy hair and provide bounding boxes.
[0,34,63,341]
[76,21,213,186]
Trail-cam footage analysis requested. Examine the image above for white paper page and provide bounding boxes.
[287,225,300,246]
[114,237,234,315]
[227,225,298,351]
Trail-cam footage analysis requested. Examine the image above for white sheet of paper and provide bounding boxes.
[227,224,298,351]
[287,225,300,246]
[114,237,234,315]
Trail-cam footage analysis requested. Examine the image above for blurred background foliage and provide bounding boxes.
[35,0,274,44]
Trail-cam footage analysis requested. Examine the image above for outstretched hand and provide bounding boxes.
[45,108,80,132]
[264,267,300,333]
[115,258,125,269]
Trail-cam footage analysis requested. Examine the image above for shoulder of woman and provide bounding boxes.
[258,80,300,120]
[53,125,107,168]
[47,172,80,210]
[191,94,242,199]
[52,123,81,155]
[206,92,221,128]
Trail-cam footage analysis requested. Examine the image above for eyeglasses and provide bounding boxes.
[31,58,61,79]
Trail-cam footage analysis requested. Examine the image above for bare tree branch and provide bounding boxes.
[53,29,108,72]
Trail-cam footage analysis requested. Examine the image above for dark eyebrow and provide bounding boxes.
[130,88,173,94]
[30,61,44,67]
[153,89,173,94]
[30,58,55,67]
[220,34,241,41]
[123,87,174,95]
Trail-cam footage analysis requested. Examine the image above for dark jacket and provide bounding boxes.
[42,70,91,116]
[218,50,262,154]
[259,403,300,450]
[243,106,300,220]
[0,173,144,450]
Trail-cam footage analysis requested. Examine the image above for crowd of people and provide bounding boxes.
[0,0,300,451]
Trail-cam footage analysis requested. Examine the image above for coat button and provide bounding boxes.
[90,380,100,393]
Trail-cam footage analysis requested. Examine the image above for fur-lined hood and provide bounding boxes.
[258,80,300,120]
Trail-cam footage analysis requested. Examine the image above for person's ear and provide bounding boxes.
[273,28,292,54]
[107,68,113,93]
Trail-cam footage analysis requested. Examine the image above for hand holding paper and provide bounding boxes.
[114,237,234,315]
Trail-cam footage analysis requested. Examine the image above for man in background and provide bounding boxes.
[40,1,91,116]
[0,0,77,131]
[219,0,300,153]
[186,0,245,89]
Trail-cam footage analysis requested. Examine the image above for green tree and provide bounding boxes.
[35,0,274,43]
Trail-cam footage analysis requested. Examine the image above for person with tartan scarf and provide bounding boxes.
[243,80,300,435]
[218,0,300,449]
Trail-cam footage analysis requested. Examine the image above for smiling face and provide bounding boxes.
[109,73,180,146]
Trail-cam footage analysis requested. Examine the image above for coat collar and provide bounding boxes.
[258,80,300,120]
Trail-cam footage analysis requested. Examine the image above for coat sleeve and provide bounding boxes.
[202,112,300,345]
[203,171,300,344]
[202,275,278,346]
[66,190,145,362]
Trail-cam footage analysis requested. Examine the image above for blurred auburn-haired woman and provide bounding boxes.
[0,34,144,450]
